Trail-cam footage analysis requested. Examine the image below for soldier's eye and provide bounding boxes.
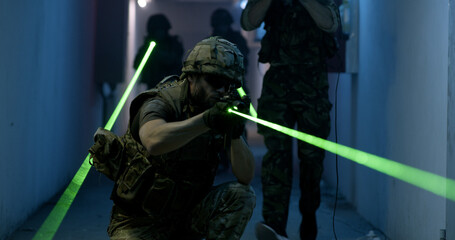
[206,76,227,89]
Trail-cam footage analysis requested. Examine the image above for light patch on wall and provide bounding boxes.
[137,0,149,8]
[240,0,247,9]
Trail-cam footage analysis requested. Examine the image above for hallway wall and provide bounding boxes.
[447,1,455,238]
[324,1,449,239]
[0,1,100,239]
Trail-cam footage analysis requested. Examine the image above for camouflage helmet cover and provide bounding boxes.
[181,37,245,88]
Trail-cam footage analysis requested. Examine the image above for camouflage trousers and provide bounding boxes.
[257,65,331,237]
[107,181,256,240]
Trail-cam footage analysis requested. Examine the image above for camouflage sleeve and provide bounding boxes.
[299,0,340,33]
[326,0,341,32]
[241,0,270,31]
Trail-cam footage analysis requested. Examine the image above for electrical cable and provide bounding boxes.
[331,31,346,238]
[332,7,349,235]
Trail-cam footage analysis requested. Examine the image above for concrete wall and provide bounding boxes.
[447,0,455,238]
[386,2,447,239]
[0,1,100,238]
[324,0,449,239]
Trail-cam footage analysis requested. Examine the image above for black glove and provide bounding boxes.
[203,102,246,135]
[231,122,245,139]
[203,102,230,134]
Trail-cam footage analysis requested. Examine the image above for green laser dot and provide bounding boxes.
[33,42,156,240]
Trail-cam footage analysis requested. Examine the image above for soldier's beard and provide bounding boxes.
[190,87,215,112]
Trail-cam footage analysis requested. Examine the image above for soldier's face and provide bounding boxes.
[189,74,228,108]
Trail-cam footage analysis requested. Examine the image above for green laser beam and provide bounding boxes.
[228,108,455,202]
[236,87,257,117]
[105,41,156,131]
[33,41,156,240]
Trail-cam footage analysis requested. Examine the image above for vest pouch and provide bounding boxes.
[142,173,176,216]
[89,128,124,181]
[116,152,154,202]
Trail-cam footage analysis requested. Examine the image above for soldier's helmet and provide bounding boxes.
[210,8,234,28]
[147,14,171,34]
[181,37,244,88]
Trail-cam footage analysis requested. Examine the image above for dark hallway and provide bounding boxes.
[7,128,381,240]
[2,1,455,239]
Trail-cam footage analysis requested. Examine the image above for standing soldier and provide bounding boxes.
[210,8,250,92]
[134,14,184,89]
[241,0,340,239]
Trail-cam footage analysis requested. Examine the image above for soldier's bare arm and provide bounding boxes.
[139,113,209,156]
[241,0,273,31]
[230,137,255,185]
[299,0,340,33]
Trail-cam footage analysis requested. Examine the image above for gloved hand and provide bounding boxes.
[231,122,245,139]
[203,102,230,134]
[203,101,246,135]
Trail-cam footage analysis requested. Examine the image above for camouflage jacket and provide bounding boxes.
[89,76,224,216]
[258,0,339,66]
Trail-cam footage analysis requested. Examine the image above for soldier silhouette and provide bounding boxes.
[134,14,184,89]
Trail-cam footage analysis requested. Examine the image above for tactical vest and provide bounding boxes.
[89,76,224,216]
[258,0,338,65]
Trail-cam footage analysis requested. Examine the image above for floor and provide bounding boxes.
[7,127,387,240]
